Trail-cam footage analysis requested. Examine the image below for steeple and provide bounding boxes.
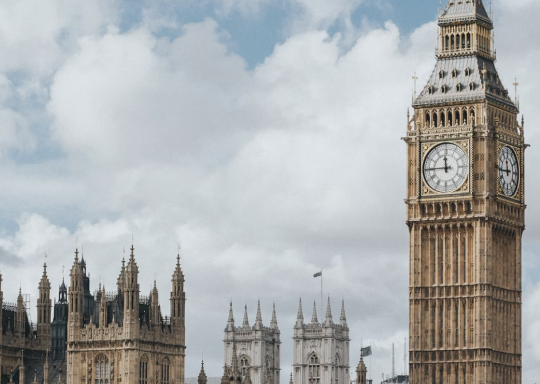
[289,373,293,384]
[68,248,84,328]
[37,263,52,345]
[16,288,25,336]
[324,297,333,326]
[242,305,250,327]
[117,257,126,293]
[59,277,67,304]
[198,360,208,384]
[170,251,186,330]
[339,299,347,327]
[310,301,318,324]
[295,299,304,328]
[227,302,235,331]
[270,302,278,329]
[123,245,140,337]
[254,300,263,330]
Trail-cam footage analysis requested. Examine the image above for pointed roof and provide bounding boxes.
[39,263,51,289]
[439,0,491,26]
[254,300,263,330]
[270,302,278,329]
[324,297,332,326]
[172,253,184,282]
[126,245,138,273]
[295,298,304,329]
[227,302,235,331]
[198,360,207,384]
[311,301,318,324]
[242,305,250,327]
[340,299,347,327]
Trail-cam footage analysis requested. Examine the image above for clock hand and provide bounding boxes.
[425,166,453,171]
[443,157,449,173]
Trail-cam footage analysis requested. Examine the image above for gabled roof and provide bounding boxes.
[439,0,492,26]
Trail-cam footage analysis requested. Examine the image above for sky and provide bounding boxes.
[0,0,539,382]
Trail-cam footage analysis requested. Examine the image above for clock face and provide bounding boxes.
[499,146,519,197]
[423,143,469,193]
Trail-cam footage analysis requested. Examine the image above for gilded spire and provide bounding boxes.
[311,301,318,324]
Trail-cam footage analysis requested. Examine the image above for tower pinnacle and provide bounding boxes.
[311,301,318,324]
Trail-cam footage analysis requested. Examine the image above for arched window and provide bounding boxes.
[465,67,471,77]
[448,111,453,126]
[467,33,471,49]
[445,36,449,50]
[452,69,458,78]
[441,112,446,127]
[461,34,466,49]
[161,358,170,384]
[428,85,435,95]
[308,355,320,384]
[425,112,431,127]
[469,82,475,91]
[433,112,438,128]
[441,84,448,94]
[456,35,460,50]
[463,110,468,125]
[456,83,462,92]
[240,356,250,378]
[95,355,110,384]
[451,35,455,50]
[139,356,148,384]
[439,70,444,79]
[455,111,461,126]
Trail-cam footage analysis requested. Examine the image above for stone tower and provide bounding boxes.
[405,1,525,384]
[37,263,52,349]
[292,299,350,384]
[224,301,281,384]
[355,355,366,384]
[52,277,68,360]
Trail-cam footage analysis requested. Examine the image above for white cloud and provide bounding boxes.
[0,0,539,382]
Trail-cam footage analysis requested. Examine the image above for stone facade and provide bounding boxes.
[292,299,349,384]
[405,1,525,383]
[223,302,280,384]
[0,265,51,384]
[65,247,186,384]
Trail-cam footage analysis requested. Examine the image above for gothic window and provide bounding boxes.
[465,67,471,77]
[161,358,170,384]
[448,111,453,126]
[441,84,447,94]
[461,34,466,49]
[455,111,461,126]
[428,86,435,95]
[452,69,458,78]
[433,112,438,128]
[95,355,110,384]
[139,356,148,384]
[445,36,449,50]
[440,112,446,127]
[438,70,444,79]
[425,112,431,127]
[456,83,462,92]
[466,33,471,49]
[240,356,250,378]
[308,355,320,384]
[463,110,468,125]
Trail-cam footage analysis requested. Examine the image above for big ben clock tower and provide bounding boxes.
[405,1,526,384]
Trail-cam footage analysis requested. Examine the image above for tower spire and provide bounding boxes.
[295,298,304,328]
[243,305,250,327]
[227,302,235,331]
[324,297,332,326]
[270,302,278,329]
[311,301,318,324]
[340,298,348,327]
[254,300,263,330]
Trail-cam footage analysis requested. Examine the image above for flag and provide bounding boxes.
[313,271,322,278]
[361,346,372,357]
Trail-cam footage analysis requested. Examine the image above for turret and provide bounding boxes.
[99,286,107,328]
[198,361,208,384]
[117,257,126,294]
[37,263,52,346]
[310,301,318,324]
[16,289,25,337]
[254,300,263,331]
[68,249,84,328]
[242,305,249,327]
[339,299,347,328]
[170,253,185,331]
[270,302,278,330]
[355,354,367,384]
[123,246,140,336]
[227,302,235,332]
[324,297,332,327]
[295,299,304,329]
[150,281,161,326]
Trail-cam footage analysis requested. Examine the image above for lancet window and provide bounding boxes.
[139,356,148,384]
[308,355,320,384]
[161,358,170,384]
[95,355,110,384]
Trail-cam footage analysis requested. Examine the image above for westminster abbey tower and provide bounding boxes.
[405,1,526,384]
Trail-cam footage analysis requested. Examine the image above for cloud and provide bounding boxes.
[1,0,540,383]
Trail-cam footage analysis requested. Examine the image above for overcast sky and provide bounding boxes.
[0,0,539,382]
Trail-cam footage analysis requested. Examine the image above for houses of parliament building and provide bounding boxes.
[0,247,186,384]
